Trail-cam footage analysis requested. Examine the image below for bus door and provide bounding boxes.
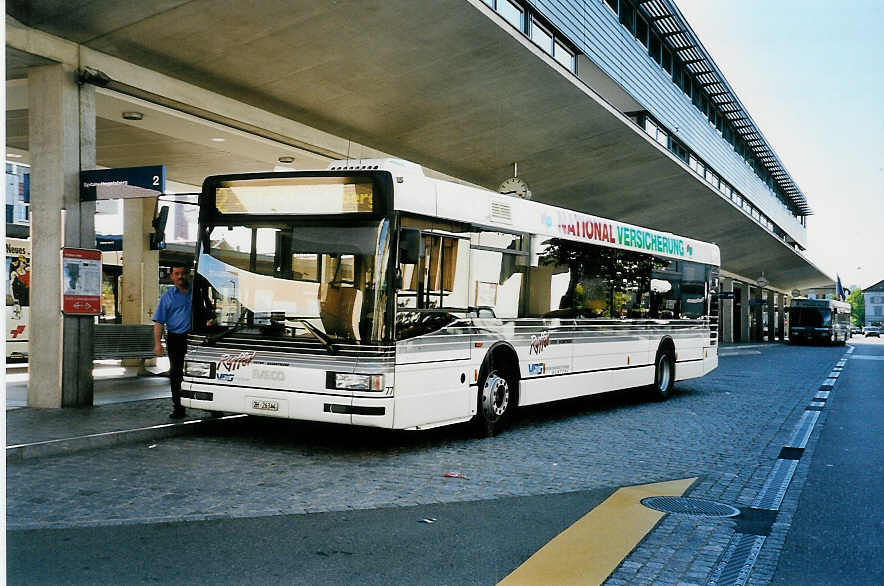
[395,229,471,427]
[396,231,471,363]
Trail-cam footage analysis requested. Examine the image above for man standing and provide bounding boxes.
[153,264,192,419]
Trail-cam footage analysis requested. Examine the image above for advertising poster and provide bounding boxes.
[62,248,102,315]
[6,238,31,358]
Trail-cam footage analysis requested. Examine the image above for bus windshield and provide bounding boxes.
[788,307,830,328]
[193,219,392,344]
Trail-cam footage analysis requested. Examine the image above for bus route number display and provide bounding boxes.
[62,248,102,315]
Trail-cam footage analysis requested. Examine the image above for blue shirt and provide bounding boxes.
[153,287,192,334]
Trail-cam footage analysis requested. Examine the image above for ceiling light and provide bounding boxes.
[122,111,144,121]
[7,153,23,158]
[210,137,226,142]
[277,156,295,164]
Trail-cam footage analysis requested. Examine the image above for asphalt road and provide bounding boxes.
[7,341,881,584]
[771,337,884,585]
[8,488,617,585]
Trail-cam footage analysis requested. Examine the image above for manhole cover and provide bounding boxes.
[641,496,740,517]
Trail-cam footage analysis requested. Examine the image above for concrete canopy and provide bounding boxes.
[7,0,830,290]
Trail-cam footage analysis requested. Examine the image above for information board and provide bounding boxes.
[62,248,102,315]
[80,166,165,201]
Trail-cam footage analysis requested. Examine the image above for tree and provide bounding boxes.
[539,238,598,310]
[540,238,651,316]
[847,289,864,325]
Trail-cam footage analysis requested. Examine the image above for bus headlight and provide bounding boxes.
[327,372,384,391]
[185,361,215,378]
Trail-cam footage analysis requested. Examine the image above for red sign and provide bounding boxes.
[62,248,102,315]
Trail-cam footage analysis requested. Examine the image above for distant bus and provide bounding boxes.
[6,237,30,360]
[182,159,720,434]
[787,298,851,345]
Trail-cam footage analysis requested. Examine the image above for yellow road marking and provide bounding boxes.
[499,477,697,586]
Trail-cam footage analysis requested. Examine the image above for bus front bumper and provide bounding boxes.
[181,382,395,428]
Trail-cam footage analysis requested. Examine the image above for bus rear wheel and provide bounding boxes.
[650,348,674,401]
[476,369,515,437]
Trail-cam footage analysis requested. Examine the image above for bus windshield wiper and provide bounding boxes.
[293,318,338,355]
[205,309,249,345]
[207,323,249,344]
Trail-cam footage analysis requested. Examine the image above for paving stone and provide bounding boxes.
[6,344,847,585]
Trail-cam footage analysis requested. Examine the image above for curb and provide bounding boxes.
[6,414,247,461]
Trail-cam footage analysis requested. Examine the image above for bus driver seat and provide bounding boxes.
[320,285,363,342]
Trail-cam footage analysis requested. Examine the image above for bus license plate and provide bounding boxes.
[250,398,279,412]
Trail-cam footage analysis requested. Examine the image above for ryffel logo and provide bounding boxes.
[529,332,551,355]
[9,325,26,339]
[252,368,285,382]
[219,351,256,372]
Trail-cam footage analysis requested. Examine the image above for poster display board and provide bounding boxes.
[62,248,102,315]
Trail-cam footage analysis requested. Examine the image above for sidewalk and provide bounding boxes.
[5,361,243,460]
[5,360,173,410]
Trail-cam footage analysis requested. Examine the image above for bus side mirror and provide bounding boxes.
[150,205,169,250]
[399,228,423,265]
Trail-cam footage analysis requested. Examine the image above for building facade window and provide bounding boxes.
[530,18,553,52]
[649,33,662,64]
[619,1,634,32]
[554,40,576,70]
[635,15,649,47]
[487,1,578,73]
[498,0,524,30]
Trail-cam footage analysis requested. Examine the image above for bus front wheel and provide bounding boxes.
[650,348,675,401]
[476,369,515,437]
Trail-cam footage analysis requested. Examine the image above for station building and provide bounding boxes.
[864,280,884,327]
[5,0,831,407]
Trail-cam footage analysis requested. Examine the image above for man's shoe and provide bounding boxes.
[169,407,186,419]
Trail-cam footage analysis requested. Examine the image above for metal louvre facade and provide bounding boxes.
[525,0,807,244]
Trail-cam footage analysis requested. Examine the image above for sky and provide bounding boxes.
[675,0,883,291]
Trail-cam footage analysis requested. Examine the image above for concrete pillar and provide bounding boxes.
[777,293,786,341]
[766,289,776,342]
[121,197,160,326]
[782,295,790,341]
[28,64,96,408]
[720,277,734,344]
[752,287,764,342]
[739,283,750,343]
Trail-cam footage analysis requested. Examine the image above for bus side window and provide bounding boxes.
[468,231,527,318]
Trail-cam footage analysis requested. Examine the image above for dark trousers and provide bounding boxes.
[166,332,188,409]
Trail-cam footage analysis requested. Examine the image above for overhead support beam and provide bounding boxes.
[6,16,79,66]
[77,68,344,162]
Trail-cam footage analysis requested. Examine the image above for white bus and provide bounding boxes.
[787,298,851,345]
[182,159,720,434]
[6,238,31,360]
